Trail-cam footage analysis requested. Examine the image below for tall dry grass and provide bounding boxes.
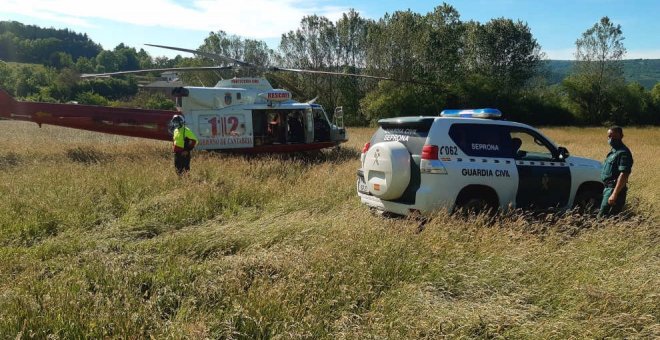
[0,121,658,338]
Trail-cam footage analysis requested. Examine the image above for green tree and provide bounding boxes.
[362,10,443,121]
[651,82,660,106]
[185,31,273,85]
[460,18,543,108]
[424,4,464,85]
[200,30,273,68]
[75,78,138,101]
[74,56,96,73]
[365,10,425,81]
[95,50,124,73]
[606,82,648,124]
[45,67,80,101]
[0,21,101,64]
[13,65,54,97]
[0,61,13,93]
[76,91,109,105]
[563,17,626,124]
[124,92,176,110]
[279,15,342,112]
[336,9,369,68]
[113,43,141,71]
[648,82,660,124]
[136,48,154,69]
[361,81,445,121]
[48,51,74,69]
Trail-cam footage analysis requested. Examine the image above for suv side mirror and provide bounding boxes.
[557,146,570,160]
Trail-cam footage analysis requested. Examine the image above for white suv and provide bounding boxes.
[357,109,604,215]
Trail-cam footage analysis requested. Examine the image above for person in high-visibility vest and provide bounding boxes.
[171,115,198,176]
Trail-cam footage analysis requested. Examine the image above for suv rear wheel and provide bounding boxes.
[455,186,498,216]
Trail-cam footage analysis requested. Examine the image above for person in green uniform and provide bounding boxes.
[599,126,633,217]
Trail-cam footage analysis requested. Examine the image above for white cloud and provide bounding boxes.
[1,0,351,39]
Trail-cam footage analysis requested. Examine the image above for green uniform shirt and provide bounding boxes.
[601,143,633,185]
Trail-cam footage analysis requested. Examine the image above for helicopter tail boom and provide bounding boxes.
[0,89,174,141]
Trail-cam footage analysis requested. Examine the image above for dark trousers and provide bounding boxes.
[598,186,627,217]
[174,152,191,176]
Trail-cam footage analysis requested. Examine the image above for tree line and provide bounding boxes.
[0,5,659,125]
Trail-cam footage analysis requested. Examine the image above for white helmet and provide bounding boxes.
[172,115,185,127]
[168,115,185,134]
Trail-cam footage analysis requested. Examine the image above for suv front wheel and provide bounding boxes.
[574,188,602,214]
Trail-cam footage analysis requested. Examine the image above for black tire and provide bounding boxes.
[456,196,496,217]
[574,189,602,214]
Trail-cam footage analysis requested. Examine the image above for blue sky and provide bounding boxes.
[1,0,659,60]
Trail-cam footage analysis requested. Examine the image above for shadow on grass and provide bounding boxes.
[210,146,361,165]
[66,147,111,164]
[0,152,20,170]
[370,202,654,238]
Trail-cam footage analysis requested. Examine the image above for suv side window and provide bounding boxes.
[448,123,510,158]
[508,128,556,161]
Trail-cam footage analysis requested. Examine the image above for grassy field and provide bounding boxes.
[0,121,658,339]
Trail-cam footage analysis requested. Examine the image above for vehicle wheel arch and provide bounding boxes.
[576,181,604,196]
[574,181,604,211]
[454,184,500,211]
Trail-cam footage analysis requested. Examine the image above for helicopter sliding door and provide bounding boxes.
[194,110,254,150]
[252,109,309,145]
[312,107,331,142]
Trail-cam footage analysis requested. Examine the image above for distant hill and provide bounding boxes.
[0,21,102,65]
[545,59,660,89]
[2,20,659,89]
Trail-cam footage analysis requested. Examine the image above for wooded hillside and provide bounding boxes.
[0,21,102,66]
[1,9,659,126]
[546,59,660,89]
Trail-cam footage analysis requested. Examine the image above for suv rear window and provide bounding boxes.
[448,123,511,158]
[373,118,435,155]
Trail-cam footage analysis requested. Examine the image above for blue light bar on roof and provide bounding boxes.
[440,108,502,119]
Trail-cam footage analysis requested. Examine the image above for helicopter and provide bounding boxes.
[0,44,413,153]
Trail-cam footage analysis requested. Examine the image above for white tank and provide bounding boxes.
[363,141,411,200]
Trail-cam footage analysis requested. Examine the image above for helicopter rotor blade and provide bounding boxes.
[89,43,439,87]
[146,44,256,68]
[269,67,439,87]
[81,66,234,78]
